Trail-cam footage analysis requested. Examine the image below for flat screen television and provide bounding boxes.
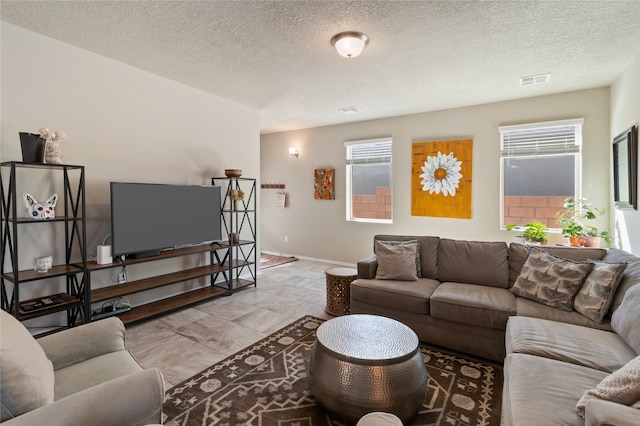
[110,182,222,258]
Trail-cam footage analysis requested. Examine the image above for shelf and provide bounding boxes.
[214,278,255,292]
[0,161,84,171]
[18,293,80,320]
[115,286,228,324]
[2,216,83,224]
[91,264,228,302]
[3,264,84,284]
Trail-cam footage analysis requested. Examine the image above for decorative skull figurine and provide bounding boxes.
[23,193,58,219]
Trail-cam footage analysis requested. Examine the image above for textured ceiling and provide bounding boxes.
[2,1,640,134]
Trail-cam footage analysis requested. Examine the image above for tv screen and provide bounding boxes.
[110,182,222,257]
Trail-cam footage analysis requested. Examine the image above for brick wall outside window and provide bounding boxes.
[504,195,571,228]
[352,187,392,220]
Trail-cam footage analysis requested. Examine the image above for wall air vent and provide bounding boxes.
[338,106,362,114]
[520,73,550,87]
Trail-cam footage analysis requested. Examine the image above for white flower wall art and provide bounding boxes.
[412,139,473,218]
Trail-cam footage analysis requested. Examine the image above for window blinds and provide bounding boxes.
[345,138,392,165]
[499,119,583,157]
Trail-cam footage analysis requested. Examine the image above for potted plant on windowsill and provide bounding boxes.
[506,222,548,245]
[558,196,613,247]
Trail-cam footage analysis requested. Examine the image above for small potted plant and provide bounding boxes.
[231,189,244,210]
[506,222,548,245]
[559,196,612,247]
[559,219,584,247]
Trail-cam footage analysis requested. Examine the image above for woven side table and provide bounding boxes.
[324,267,357,316]
[309,314,428,423]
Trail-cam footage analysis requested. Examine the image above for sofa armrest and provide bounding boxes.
[2,368,164,426]
[357,256,378,279]
[37,317,126,370]
[585,399,640,426]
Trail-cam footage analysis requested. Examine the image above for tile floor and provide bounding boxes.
[125,259,339,389]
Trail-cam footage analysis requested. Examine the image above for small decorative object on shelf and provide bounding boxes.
[23,193,58,219]
[231,189,244,210]
[39,128,67,164]
[225,169,242,178]
[33,256,53,273]
[18,132,46,163]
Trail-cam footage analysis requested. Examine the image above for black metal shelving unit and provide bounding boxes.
[1,162,88,329]
[212,176,257,293]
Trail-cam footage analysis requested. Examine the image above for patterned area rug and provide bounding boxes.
[164,316,503,426]
[260,253,299,269]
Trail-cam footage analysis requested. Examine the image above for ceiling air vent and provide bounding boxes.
[338,106,362,114]
[520,73,550,87]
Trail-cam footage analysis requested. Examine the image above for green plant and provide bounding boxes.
[560,196,612,244]
[521,221,548,243]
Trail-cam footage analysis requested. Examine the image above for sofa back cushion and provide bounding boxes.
[438,238,509,288]
[611,282,640,353]
[374,235,439,279]
[508,243,607,287]
[602,248,640,315]
[0,310,55,421]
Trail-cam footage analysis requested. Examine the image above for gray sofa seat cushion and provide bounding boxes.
[350,278,440,315]
[430,282,516,330]
[508,243,607,287]
[438,239,510,288]
[516,297,613,331]
[54,350,144,400]
[503,353,607,426]
[611,282,640,354]
[505,317,636,373]
[374,235,440,278]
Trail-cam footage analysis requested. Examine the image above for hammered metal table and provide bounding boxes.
[308,314,428,423]
[324,267,358,316]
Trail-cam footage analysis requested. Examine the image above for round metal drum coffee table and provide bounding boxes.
[308,314,427,423]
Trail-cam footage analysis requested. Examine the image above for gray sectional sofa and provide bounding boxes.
[350,235,640,425]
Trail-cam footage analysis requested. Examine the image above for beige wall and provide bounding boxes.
[1,23,260,324]
[261,88,612,264]
[611,51,640,255]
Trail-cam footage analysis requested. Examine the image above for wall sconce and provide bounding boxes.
[289,147,299,158]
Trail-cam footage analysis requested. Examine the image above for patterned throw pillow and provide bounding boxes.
[511,248,593,311]
[576,355,640,418]
[375,240,419,281]
[375,239,422,277]
[574,261,627,324]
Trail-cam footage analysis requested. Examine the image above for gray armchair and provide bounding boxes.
[0,309,164,425]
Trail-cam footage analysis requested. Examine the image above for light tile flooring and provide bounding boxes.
[125,259,339,389]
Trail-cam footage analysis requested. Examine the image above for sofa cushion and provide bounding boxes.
[350,278,440,315]
[574,261,627,324]
[511,248,593,311]
[0,310,55,421]
[374,235,439,279]
[437,239,509,288]
[508,243,607,287]
[516,297,613,331]
[374,240,419,281]
[430,282,516,330]
[375,239,421,277]
[603,248,640,315]
[611,281,640,353]
[503,353,607,426]
[505,316,636,373]
[576,355,640,418]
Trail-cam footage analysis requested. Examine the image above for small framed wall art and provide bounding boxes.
[314,168,335,200]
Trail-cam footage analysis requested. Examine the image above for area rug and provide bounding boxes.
[260,253,298,269]
[163,316,503,426]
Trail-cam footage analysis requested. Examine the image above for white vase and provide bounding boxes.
[45,140,63,164]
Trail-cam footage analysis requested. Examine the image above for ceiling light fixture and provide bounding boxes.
[331,31,369,59]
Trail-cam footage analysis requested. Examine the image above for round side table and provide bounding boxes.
[324,267,358,316]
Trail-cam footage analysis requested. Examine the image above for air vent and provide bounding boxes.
[520,73,550,87]
[338,106,362,114]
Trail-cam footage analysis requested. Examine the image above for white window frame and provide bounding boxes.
[499,118,584,230]
[345,137,393,223]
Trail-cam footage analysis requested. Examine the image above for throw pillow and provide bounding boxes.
[375,239,422,277]
[511,248,593,311]
[576,355,640,418]
[574,261,627,324]
[375,240,419,281]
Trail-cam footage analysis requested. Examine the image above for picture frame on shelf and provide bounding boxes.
[612,125,638,210]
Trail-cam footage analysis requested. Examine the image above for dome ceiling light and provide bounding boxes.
[331,31,369,59]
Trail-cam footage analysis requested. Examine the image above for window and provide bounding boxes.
[499,119,583,229]
[345,138,392,223]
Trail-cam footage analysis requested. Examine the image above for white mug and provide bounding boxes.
[34,256,53,273]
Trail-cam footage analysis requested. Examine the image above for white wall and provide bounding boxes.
[611,51,640,255]
[261,88,611,264]
[1,23,260,324]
